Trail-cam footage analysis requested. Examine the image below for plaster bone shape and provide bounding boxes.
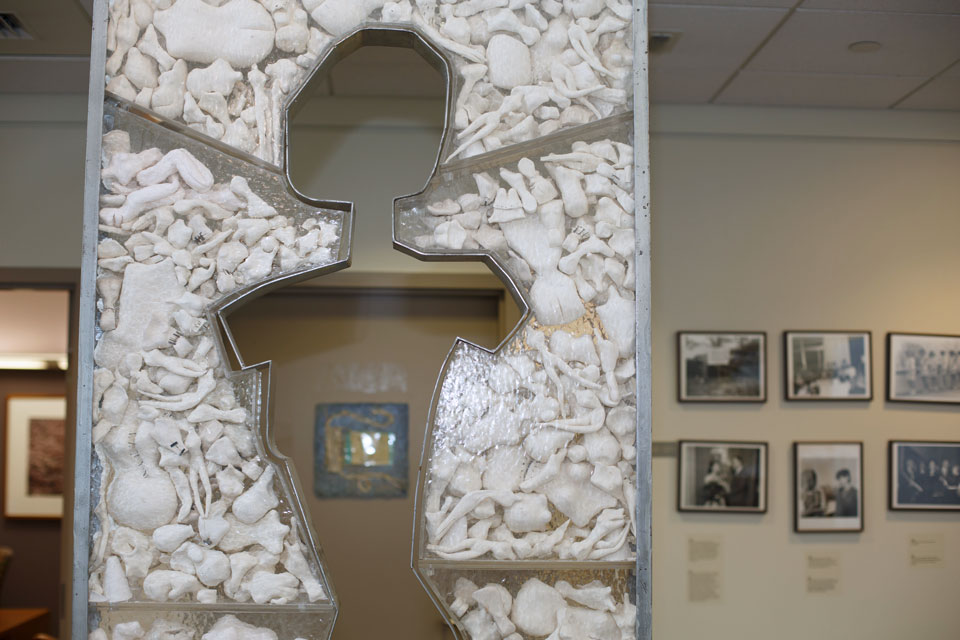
[153,0,276,68]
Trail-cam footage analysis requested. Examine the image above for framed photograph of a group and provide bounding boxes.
[678,332,766,402]
[784,331,872,400]
[678,440,767,513]
[794,442,863,533]
[889,441,960,511]
[887,333,960,404]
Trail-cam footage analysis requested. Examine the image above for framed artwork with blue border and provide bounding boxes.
[314,402,409,498]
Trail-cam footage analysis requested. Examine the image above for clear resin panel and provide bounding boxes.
[102,0,633,165]
[86,99,346,637]
[80,1,644,638]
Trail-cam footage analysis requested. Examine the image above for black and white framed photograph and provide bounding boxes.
[889,441,960,511]
[677,332,766,402]
[784,331,872,400]
[794,442,863,533]
[678,441,767,513]
[887,333,960,404]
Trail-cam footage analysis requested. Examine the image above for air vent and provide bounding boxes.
[0,12,32,40]
[649,31,680,55]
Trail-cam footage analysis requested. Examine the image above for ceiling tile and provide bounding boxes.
[0,56,90,93]
[0,0,91,55]
[649,5,788,71]
[748,9,960,76]
[942,59,960,78]
[716,70,926,107]
[801,0,960,14]
[330,47,445,98]
[651,0,796,6]
[896,75,960,110]
[649,66,732,103]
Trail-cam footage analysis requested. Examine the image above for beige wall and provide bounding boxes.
[650,131,960,639]
[3,92,960,637]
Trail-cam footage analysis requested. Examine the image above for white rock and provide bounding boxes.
[103,556,133,602]
[201,615,278,640]
[137,149,214,192]
[309,0,386,36]
[556,605,620,640]
[584,429,620,465]
[243,570,299,604]
[124,47,159,90]
[529,270,586,326]
[112,621,144,640]
[461,607,499,640]
[151,59,188,119]
[142,570,201,602]
[503,493,551,532]
[217,510,289,555]
[153,524,195,553]
[232,466,279,524]
[540,462,618,527]
[487,34,532,89]
[473,584,515,636]
[196,549,231,587]
[596,286,635,358]
[154,0,276,68]
[512,578,565,636]
[187,59,243,99]
[523,428,574,462]
[482,446,527,491]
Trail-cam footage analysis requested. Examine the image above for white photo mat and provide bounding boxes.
[4,395,66,518]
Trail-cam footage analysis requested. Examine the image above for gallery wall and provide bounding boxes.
[1,92,959,636]
[649,127,960,639]
[0,370,65,635]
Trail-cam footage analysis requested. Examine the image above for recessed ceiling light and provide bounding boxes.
[848,40,882,53]
[649,31,681,55]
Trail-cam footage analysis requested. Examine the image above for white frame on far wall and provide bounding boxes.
[784,331,872,401]
[3,395,66,518]
[794,441,864,533]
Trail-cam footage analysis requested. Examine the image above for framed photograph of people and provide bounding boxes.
[678,440,767,513]
[794,442,863,533]
[677,332,766,402]
[3,395,67,518]
[889,441,960,511]
[784,331,872,400]
[887,333,960,404]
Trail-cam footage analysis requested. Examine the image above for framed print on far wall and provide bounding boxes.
[887,333,960,404]
[678,440,767,513]
[3,395,66,518]
[784,331,872,401]
[794,442,863,533]
[889,441,960,511]
[678,331,766,402]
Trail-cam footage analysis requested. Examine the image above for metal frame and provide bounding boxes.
[74,1,653,638]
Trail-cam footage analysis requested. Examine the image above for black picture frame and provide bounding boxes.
[793,441,864,533]
[677,331,767,403]
[886,332,960,405]
[783,330,873,401]
[889,440,960,511]
[677,440,768,513]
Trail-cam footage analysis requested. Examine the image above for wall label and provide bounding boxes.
[805,551,842,596]
[909,533,945,568]
[687,535,723,603]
